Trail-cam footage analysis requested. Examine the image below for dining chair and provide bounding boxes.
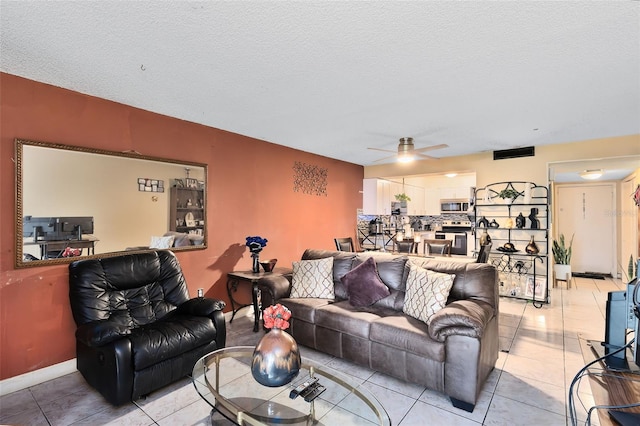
[394,239,417,254]
[334,237,356,252]
[424,239,452,256]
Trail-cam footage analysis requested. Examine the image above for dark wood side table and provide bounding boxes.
[226,267,291,332]
[578,335,640,425]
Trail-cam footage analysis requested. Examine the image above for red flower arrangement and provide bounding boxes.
[262,303,291,330]
[62,247,81,257]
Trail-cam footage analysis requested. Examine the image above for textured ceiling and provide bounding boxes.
[1,1,638,165]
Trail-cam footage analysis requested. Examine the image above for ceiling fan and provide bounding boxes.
[368,137,449,163]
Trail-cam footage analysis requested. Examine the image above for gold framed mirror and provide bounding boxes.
[15,139,207,268]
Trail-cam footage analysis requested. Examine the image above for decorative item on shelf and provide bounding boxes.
[515,212,526,229]
[489,219,500,228]
[480,229,492,246]
[528,208,540,229]
[524,183,532,204]
[260,258,278,272]
[497,188,520,204]
[525,236,540,254]
[246,236,268,273]
[483,189,494,204]
[504,217,514,229]
[633,184,640,207]
[251,304,301,387]
[477,216,490,228]
[552,233,574,280]
[497,242,519,253]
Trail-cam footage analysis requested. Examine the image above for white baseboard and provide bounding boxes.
[1,312,243,397]
[0,358,77,396]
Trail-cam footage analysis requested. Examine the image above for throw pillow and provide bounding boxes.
[403,264,455,325]
[149,235,174,249]
[341,257,390,307]
[290,257,335,299]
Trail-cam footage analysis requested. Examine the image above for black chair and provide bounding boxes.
[424,239,452,256]
[476,243,492,263]
[68,250,226,405]
[334,237,356,252]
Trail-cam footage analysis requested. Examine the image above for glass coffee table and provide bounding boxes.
[192,346,391,425]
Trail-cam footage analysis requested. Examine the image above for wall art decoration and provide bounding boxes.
[293,161,327,196]
[138,178,164,192]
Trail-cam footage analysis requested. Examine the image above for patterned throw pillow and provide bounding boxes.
[341,257,390,307]
[149,235,174,249]
[290,257,335,299]
[403,263,455,325]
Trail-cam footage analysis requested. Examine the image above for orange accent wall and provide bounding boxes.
[0,73,363,380]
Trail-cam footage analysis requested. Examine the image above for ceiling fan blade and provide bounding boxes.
[413,143,449,153]
[367,147,397,154]
[372,154,399,162]
[415,152,440,160]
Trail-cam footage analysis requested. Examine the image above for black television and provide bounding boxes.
[602,260,640,371]
[23,216,94,241]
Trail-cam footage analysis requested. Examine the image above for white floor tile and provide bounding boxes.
[1,277,629,425]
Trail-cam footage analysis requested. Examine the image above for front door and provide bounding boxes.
[555,183,615,275]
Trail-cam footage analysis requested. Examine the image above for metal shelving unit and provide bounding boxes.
[474,182,549,308]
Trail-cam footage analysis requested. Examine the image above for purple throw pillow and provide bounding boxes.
[341,257,390,307]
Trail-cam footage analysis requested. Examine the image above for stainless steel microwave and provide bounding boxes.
[440,199,469,214]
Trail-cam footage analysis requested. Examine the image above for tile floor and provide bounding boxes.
[0,276,627,425]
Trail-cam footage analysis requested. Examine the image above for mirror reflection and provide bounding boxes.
[16,139,207,268]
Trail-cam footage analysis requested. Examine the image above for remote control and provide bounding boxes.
[289,376,319,399]
[302,383,326,402]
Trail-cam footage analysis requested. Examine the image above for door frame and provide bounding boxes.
[552,181,617,276]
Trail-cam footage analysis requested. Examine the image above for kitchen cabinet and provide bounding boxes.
[363,178,391,215]
[424,188,440,215]
[406,186,425,215]
[474,182,549,307]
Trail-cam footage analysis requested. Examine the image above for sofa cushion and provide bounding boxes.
[291,257,335,299]
[300,250,355,300]
[314,301,385,338]
[354,253,408,291]
[342,257,390,307]
[129,314,217,370]
[370,314,445,361]
[279,297,333,323]
[403,264,455,325]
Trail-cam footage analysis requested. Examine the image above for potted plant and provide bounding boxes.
[394,193,411,202]
[552,233,574,280]
[497,188,520,204]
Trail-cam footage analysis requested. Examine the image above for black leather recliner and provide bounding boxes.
[68,250,226,405]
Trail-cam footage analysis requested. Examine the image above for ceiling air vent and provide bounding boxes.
[493,146,535,160]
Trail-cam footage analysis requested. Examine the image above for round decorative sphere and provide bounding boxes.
[251,328,301,387]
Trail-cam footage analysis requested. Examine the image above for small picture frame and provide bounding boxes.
[186,178,199,188]
[525,276,547,300]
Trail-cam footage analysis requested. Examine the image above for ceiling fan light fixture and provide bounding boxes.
[579,169,604,180]
[397,152,414,163]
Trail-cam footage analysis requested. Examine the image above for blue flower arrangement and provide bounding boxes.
[246,236,268,254]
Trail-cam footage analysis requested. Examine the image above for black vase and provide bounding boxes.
[515,213,526,229]
[252,253,260,273]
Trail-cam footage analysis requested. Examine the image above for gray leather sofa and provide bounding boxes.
[258,249,499,412]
